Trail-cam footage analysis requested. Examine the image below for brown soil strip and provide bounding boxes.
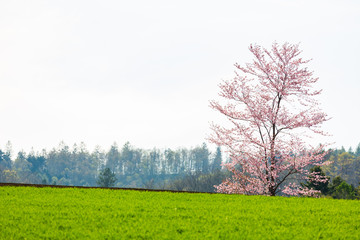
[0,182,218,194]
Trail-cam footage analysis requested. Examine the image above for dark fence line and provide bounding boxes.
[0,182,220,194]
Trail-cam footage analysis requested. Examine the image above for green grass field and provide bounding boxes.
[0,186,359,239]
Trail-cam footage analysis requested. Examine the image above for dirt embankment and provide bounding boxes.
[0,182,218,194]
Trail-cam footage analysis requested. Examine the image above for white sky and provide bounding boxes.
[0,0,359,154]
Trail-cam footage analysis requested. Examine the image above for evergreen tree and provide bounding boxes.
[200,143,210,174]
[302,166,329,195]
[336,152,355,184]
[14,151,30,172]
[97,168,117,187]
[165,149,176,174]
[328,176,344,195]
[348,147,354,155]
[339,146,346,154]
[355,143,360,156]
[328,176,356,199]
[211,146,222,172]
[106,143,121,175]
[121,142,135,175]
[26,154,46,173]
[0,150,12,170]
[191,143,210,173]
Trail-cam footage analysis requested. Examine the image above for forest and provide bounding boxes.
[0,141,360,198]
[0,141,225,191]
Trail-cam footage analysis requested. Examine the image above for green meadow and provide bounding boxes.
[0,186,359,239]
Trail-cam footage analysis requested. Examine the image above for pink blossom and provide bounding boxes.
[210,42,329,196]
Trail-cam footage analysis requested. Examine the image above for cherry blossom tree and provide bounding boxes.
[210,43,329,196]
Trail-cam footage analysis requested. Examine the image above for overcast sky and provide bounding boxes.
[1,0,359,154]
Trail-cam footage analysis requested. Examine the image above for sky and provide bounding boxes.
[0,0,359,154]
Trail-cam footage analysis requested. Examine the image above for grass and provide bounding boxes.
[0,186,359,239]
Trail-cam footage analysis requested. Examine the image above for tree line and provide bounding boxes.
[1,140,360,198]
[0,141,224,191]
[302,143,360,199]
[323,145,360,187]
